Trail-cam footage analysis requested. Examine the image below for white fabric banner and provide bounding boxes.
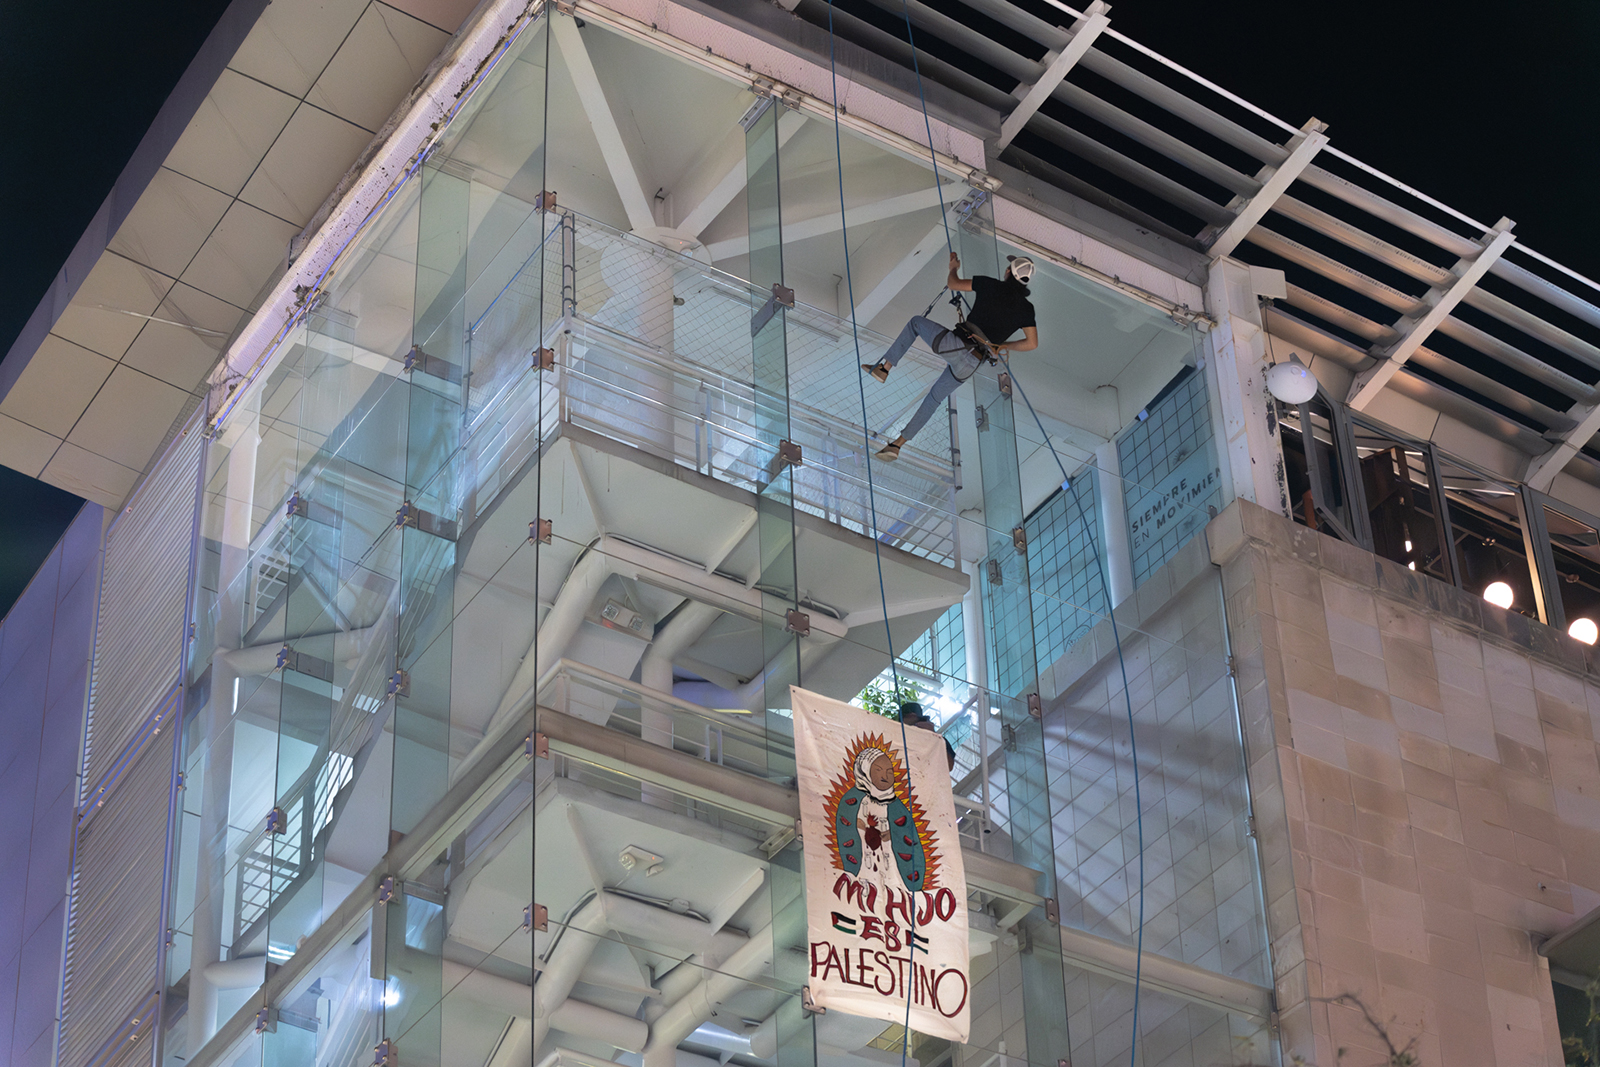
[791,685,970,1042]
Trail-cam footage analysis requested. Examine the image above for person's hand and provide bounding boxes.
[949,252,960,271]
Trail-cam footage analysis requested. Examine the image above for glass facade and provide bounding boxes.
[131,9,1271,1067]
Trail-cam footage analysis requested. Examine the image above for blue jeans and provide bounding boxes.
[882,316,978,442]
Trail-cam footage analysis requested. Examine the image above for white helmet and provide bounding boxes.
[1006,255,1035,283]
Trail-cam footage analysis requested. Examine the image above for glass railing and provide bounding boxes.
[537,656,1019,858]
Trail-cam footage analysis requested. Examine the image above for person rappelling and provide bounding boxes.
[861,252,1039,460]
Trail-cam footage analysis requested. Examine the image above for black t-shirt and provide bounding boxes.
[966,275,1036,344]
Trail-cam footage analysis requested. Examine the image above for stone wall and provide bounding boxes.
[1209,499,1599,1066]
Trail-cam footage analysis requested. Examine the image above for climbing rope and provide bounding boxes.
[820,3,926,1063]
[826,0,1150,1061]
[1004,357,1146,1066]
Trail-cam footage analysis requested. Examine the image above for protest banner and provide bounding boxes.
[791,685,970,1042]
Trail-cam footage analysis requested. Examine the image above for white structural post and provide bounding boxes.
[1205,258,1289,517]
[1206,118,1329,261]
[853,222,949,327]
[961,557,988,703]
[1093,439,1134,606]
[676,111,806,238]
[1347,217,1516,410]
[704,185,957,261]
[995,1,1110,153]
[552,15,656,233]
[1527,400,1600,490]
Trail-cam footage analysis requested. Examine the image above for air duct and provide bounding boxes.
[671,632,841,712]
[480,534,841,750]
[532,896,608,1051]
[201,955,266,991]
[550,999,648,1053]
[641,924,775,1067]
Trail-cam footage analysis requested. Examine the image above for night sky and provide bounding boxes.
[0,0,1595,616]
[0,0,234,614]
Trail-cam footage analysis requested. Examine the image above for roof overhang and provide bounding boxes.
[0,0,475,506]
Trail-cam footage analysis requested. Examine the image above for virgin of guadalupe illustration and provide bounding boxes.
[822,733,941,894]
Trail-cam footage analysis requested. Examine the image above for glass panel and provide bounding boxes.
[1436,457,1534,613]
[1541,503,1600,640]
[1046,565,1270,986]
[1063,962,1272,1067]
[1351,420,1452,585]
[1118,366,1225,587]
[959,192,1074,1066]
[1286,392,1361,541]
[743,91,816,1067]
[1027,468,1110,671]
[162,11,1275,1067]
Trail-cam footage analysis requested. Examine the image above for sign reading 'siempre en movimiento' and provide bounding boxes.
[792,686,971,1043]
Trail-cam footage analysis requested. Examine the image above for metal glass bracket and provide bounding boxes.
[750,283,794,337]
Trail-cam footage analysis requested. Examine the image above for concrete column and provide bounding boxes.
[961,557,988,703]
[1093,439,1135,606]
[1204,258,1289,517]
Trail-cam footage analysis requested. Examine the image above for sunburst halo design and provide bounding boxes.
[820,731,943,892]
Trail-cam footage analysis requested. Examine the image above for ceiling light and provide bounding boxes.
[382,987,401,1008]
[1483,581,1514,610]
[1266,353,1317,404]
[1570,618,1599,645]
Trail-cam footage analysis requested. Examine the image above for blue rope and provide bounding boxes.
[821,5,925,1064]
[835,3,1150,1064]
[896,0,954,258]
[1003,357,1145,1067]
[886,0,1147,1059]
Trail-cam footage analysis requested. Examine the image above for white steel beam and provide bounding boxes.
[1526,402,1600,490]
[703,184,959,260]
[1206,118,1329,260]
[552,15,656,232]
[675,111,807,237]
[851,222,948,326]
[1347,217,1516,410]
[995,0,1110,153]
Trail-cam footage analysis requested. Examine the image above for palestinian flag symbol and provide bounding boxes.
[821,732,942,893]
